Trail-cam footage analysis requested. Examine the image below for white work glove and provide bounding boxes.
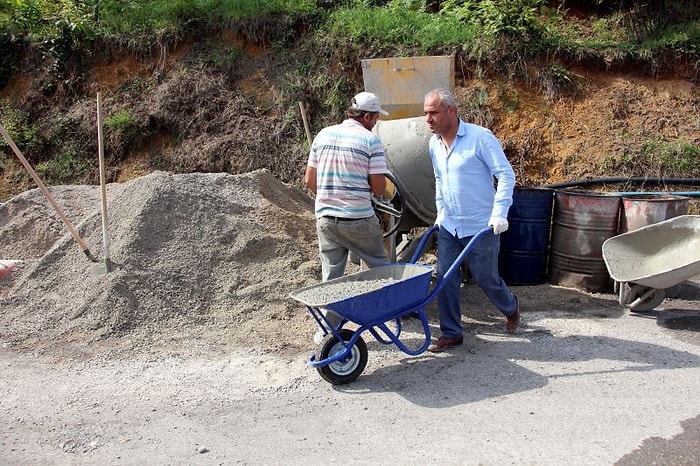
[488,216,509,235]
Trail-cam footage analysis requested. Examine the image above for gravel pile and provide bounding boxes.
[0,170,322,360]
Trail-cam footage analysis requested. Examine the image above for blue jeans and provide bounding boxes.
[437,226,517,338]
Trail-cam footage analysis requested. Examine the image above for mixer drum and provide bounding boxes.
[374,116,436,231]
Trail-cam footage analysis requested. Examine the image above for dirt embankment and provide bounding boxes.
[1,36,699,202]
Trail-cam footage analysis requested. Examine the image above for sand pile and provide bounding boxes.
[0,170,322,360]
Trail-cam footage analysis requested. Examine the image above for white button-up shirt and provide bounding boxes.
[429,120,515,237]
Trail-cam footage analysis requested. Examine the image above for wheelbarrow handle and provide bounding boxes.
[409,225,440,263]
[409,225,494,265]
[418,226,495,304]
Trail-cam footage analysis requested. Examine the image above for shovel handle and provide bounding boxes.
[0,123,98,262]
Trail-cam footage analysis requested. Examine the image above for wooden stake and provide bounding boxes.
[298,101,313,147]
[97,92,111,273]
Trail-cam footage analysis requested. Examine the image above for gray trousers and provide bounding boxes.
[316,215,389,327]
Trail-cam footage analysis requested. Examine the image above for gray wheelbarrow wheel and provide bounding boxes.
[317,329,368,385]
[628,285,666,313]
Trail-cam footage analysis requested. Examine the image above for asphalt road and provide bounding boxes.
[1,282,699,465]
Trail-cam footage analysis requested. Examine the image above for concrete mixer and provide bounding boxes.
[361,54,452,258]
[374,116,436,234]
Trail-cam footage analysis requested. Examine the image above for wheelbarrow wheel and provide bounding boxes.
[317,329,368,385]
[628,285,666,313]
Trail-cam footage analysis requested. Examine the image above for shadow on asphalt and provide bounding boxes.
[332,283,699,407]
[340,329,700,408]
[615,414,700,465]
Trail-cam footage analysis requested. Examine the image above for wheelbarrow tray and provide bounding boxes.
[289,263,433,326]
[602,215,700,289]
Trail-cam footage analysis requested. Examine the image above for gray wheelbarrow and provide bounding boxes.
[602,215,700,312]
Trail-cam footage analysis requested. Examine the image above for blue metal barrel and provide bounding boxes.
[498,187,555,285]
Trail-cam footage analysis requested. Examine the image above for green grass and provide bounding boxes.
[1,0,698,64]
[94,0,320,35]
[323,3,477,49]
[104,109,137,133]
[35,145,93,183]
[0,100,39,153]
[600,136,700,178]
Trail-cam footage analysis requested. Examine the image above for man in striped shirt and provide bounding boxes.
[304,92,391,344]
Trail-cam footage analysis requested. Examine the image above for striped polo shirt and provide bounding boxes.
[308,118,387,219]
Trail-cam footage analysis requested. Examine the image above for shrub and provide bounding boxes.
[35,145,93,184]
[0,101,40,153]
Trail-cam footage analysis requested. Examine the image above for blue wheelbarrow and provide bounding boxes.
[289,225,493,384]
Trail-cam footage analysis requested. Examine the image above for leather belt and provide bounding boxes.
[323,216,363,222]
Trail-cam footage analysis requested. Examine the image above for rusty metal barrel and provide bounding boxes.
[620,194,690,233]
[618,193,690,298]
[499,187,555,285]
[549,190,621,292]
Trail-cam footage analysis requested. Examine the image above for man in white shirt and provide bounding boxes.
[423,88,520,352]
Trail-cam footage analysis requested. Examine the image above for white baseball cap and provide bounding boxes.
[351,91,389,115]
